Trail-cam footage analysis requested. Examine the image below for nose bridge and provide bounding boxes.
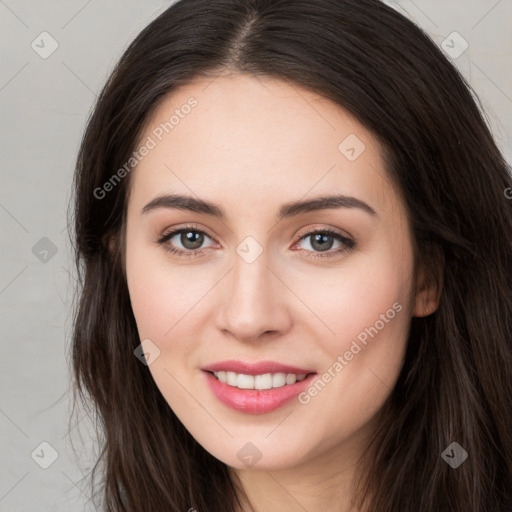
[231,246,271,299]
[218,241,289,339]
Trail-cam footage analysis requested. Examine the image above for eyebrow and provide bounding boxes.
[141,193,377,219]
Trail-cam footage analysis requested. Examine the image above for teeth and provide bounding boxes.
[272,373,286,388]
[226,371,237,386]
[213,371,308,389]
[286,374,297,385]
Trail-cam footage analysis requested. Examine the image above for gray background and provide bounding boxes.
[1,0,511,510]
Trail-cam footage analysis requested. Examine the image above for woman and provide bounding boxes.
[69,0,512,510]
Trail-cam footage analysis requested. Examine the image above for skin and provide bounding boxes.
[123,73,441,512]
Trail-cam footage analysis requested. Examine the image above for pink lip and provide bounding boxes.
[201,362,318,415]
[201,360,315,375]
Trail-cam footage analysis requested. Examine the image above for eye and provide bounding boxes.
[156,225,356,259]
[293,227,356,259]
[156,224,216,258]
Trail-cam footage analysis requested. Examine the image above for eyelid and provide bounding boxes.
[158,223,217,243]
[294,224,353,243]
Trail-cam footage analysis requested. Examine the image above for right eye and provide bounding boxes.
[157,224,217,257]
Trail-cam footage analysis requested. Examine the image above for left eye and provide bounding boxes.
[292,228,356,258]
[157,226,355,259]
[295,230,349,253]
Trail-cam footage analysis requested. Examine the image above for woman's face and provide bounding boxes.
[124,73,436,472]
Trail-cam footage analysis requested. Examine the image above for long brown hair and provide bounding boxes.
[68,0,512,510]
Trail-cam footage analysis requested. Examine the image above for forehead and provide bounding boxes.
[128,73,399,221]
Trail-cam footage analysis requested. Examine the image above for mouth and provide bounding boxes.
[202,369,318,414]
[205,370,315,390]
[201,359,316,377]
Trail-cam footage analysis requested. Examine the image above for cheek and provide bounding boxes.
[125,229,173,339]
[314,262,408,331]
[127,265,190,340]
[292,257,413,440]
[301,245,414,380]
[125,235,213,343]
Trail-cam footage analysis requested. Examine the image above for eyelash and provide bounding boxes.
[156,224,356,260]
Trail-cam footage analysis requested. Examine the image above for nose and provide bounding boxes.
[216,251,292,343]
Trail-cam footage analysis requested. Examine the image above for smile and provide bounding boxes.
[211,371,309,390]
[203,370,317,414]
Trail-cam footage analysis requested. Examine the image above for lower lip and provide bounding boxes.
[203,371,317,414]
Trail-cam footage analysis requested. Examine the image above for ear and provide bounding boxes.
[412,258,443,318]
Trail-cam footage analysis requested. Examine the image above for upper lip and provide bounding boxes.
[201,360,316,376]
